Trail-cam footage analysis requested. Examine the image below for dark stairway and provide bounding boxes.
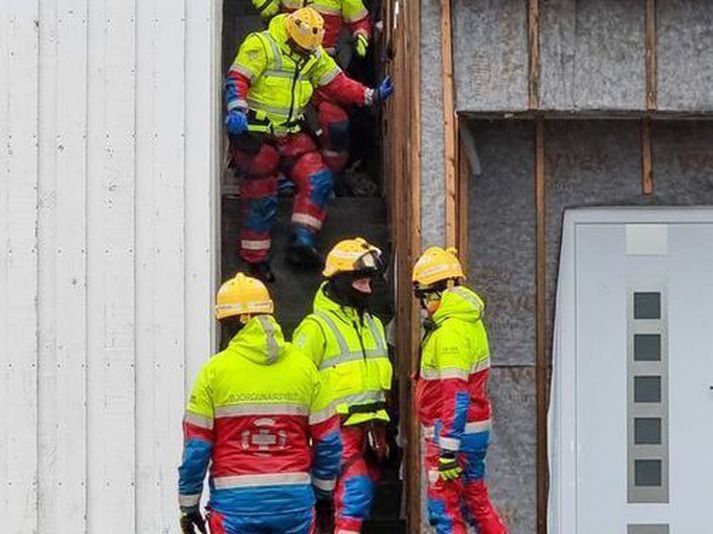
[221,192,405,532]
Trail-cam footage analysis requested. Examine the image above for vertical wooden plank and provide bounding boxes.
[0,3,40,530]
[440,0,457,248]
[408,0,422,530]
[641,118,654,196]
[528,0,541,110]
[457,117,470,274]
[37,0,90,530]
[86,0,136,530]
[134,0,187,529]
[645,0,657,110]
[535,118,547,534]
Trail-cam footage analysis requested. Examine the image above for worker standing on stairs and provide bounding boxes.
[250,0,374,174]
[178,273,342,534]
[225,7,393,282]
[412,247,508,534]
[293,238,393,533]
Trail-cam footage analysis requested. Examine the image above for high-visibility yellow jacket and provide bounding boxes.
[293,283,393,426]
[178,315,342,516]
[225,14,370,135]
[415,286,493,452]
[252,0,371,51]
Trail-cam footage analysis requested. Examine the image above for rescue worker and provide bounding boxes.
[225,8,393,281]
[412,247,508,534]
[251,0,374,174]
[293,238,393,533]
[178,273,342,534]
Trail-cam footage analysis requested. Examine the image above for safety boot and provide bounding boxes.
[286,227,323,271]
[245,260,276,284]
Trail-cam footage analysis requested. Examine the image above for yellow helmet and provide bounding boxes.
[412,246,465,288]
[215,272,274,321]
[323,237,383,278]
[285,7,325,51]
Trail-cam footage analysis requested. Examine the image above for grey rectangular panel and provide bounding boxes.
[635,376,661,403]
[634,292,661,319]
[628,525,669,534]
[635,418,662,445]
[635,459,662,487]
[634,334,661,361]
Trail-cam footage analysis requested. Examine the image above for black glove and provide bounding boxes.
[438,451,463,481]
[180,510,207,534]
[315,498,335,534]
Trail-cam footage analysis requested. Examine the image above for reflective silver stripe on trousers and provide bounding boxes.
[213,472,311,489]
[214,403,309,418]
[422,419,492,439]
[257,316,280,364]
[184,411,214,430]
[291,212,323,230]
[312,476,336,491]
[179,493,201,507]
[241,239,271,251]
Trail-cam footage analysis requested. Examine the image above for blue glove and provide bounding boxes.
[225,109,248,135]
[377,76,394,102]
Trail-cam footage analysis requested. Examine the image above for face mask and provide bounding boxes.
[329,273,374,310]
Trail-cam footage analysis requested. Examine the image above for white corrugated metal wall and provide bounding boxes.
[0,0,221,531]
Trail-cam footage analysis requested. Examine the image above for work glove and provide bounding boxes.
[354,33,369,58]
[225,109,248,136]
[377,75,394,102]
[180,510,207,534]
[438,451,463,482]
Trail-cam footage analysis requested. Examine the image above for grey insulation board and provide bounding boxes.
[657,1,713,111]
[452,0,529,112]
[467,120,536,366]
[540,0,646,111]
[544,120,642,353]
[420,0,446,248]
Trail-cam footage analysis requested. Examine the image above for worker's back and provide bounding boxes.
[180,314,328,517]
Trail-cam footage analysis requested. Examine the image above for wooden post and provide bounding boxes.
[535,117,548,534]
[441,0,457,248]
[457,116,470,273]
[645,0,657,110]
[528,0,541,110]
[641,119,654,195]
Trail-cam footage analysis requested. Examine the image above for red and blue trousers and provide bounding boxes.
[333,424,382,534]
[424,430,508,534]
[230,131,333,264]
[208,507,315,534]
[312,90,350,174]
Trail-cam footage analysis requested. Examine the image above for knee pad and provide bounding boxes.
[341,475,374,518]
[308,169,334,208]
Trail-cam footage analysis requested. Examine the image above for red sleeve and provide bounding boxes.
[349,16,372,39]
[225,69,251,111]
[317,72,370,107]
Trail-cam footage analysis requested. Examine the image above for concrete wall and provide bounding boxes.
[458,118,713,534]
[0,1,220,532]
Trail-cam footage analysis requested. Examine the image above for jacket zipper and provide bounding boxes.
[287,55,306,126]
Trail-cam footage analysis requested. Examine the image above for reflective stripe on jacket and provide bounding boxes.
[225,14,341,135]
[177,315,342,516]
[293,283,393,426]
[415,286,492,452]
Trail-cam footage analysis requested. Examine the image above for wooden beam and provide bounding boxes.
[528,0,541,110]
[407,0,422,530]
[645,0,657,110]
[457,117,470,274]
[441,0,457,248]
[535,117,548,534]
[641,118,654,195]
